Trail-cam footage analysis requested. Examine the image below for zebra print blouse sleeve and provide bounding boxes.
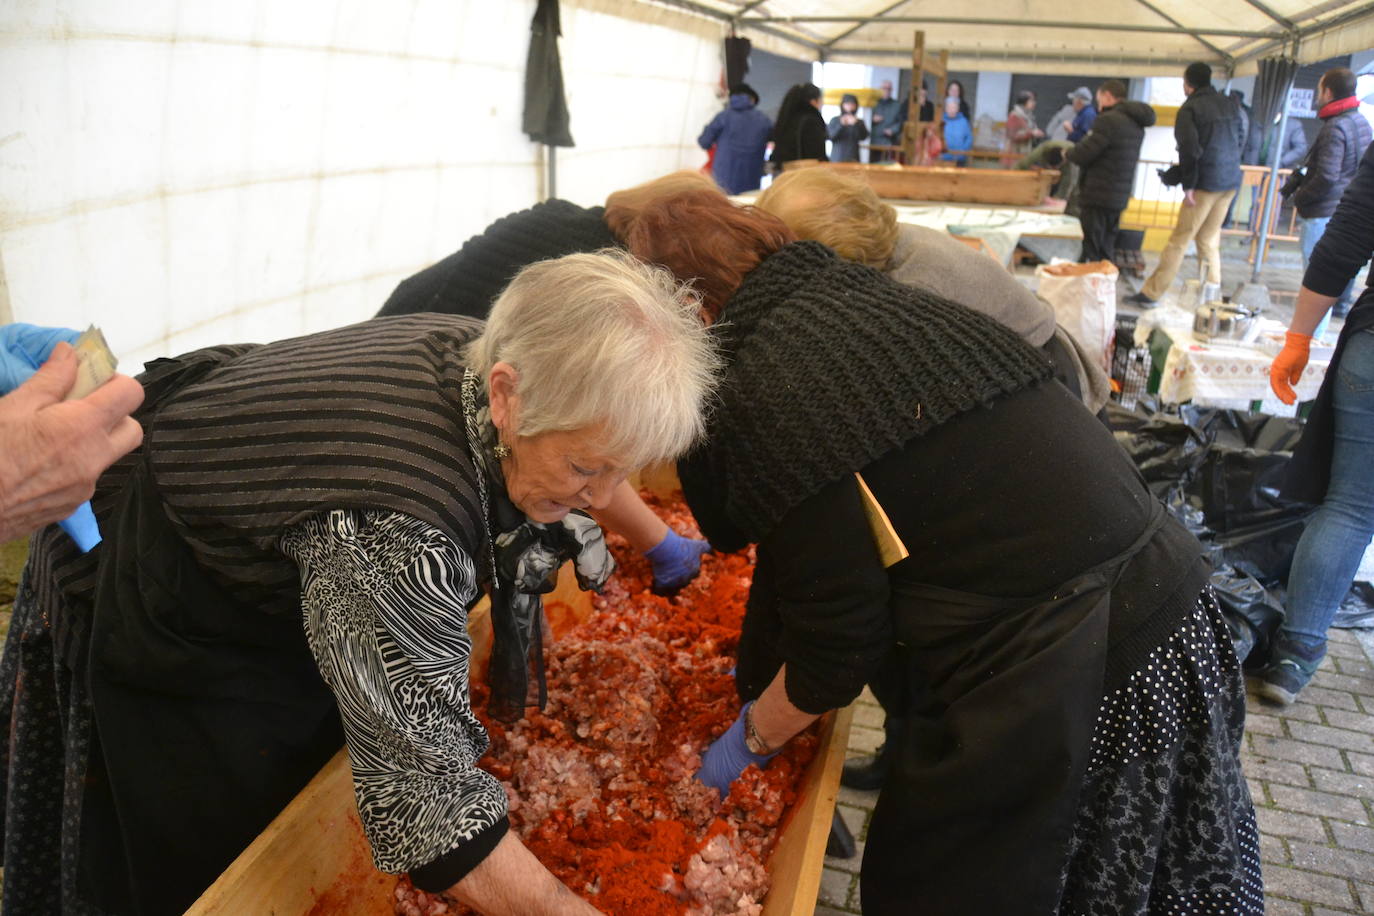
[281,508,509,881]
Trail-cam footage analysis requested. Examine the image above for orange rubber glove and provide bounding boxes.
[1269,330,1312,405]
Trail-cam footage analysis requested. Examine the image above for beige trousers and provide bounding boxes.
[1141,189,1237,300]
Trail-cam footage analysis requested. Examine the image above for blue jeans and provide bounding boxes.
[1281,327,1374,655]
[1300,217,1359,337]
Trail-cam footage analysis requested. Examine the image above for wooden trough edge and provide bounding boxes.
[189,560,854,915]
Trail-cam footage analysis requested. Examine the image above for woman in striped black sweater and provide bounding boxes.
[0,250,717,916]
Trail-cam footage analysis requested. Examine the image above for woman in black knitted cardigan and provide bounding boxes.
[618,190,1263,915]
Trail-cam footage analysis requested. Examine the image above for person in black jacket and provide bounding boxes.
[1266,134,1374,706]
[827,93,869,162]
[1129,62,1246,305]
[621,189,1262,915]
[1067,81,1156,263]
[1292,67,1373,319]
[771,82,828,167]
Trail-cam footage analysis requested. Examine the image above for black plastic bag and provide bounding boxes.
[1105,401,1373,662]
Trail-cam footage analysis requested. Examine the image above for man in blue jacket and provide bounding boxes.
[939,96,973,166]
[699,83,773,194]
[1061,87,1098,142]
[1291,67,1372,319]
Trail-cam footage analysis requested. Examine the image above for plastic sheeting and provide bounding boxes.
[1106,401,1374,666]
[0,0,720,371]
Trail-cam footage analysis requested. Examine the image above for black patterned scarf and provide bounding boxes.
[460,369,614,722]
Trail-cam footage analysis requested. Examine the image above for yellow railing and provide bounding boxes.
[1120,160,1295,260]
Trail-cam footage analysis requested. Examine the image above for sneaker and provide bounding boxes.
[1257,658,1316,706]
[1124,291,1158,307]
[825,809,857,859]
[1257,638,1324,706]
[840,714,905,791]
[841,742,891,791]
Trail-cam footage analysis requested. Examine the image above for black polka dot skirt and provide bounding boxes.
[1057,588,1264,915]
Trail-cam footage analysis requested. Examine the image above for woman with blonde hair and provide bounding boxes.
[756,167,1110,411]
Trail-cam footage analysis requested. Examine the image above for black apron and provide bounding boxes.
[77,353,343,915]
[861,506,1170,915]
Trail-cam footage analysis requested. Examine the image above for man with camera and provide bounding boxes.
[1128,62,1245,306]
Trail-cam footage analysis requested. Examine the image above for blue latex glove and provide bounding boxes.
[644,528,711,595]
[0,324,83,392]
[697,702,779,798]
[2,323,103,552]
[60,502,102,552]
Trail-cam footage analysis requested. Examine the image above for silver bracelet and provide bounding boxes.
[744,703,778,756]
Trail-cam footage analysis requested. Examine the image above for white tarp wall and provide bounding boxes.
[0,0,721,372]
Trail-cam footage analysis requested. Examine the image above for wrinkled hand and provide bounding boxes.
[1269,330,1313,405]
[644,528,710,595]
[697,703,777,798]
[0,343,144,546]
[0,323,83,392]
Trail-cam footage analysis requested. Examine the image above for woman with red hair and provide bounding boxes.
[612,190,1263,915]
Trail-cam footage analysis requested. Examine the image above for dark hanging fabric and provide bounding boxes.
[724,36,752,89]
[523,0,574,147]
[1251,56,1300,162]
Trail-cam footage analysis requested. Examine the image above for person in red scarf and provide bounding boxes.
[1291,67,1372,320]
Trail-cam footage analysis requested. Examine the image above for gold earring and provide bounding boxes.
[493,443,511,460]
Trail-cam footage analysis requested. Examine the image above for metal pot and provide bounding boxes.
[1193,302,1259,342]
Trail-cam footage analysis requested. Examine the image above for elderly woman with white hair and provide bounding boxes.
[0,251,717,916]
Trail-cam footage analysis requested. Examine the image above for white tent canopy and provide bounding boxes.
[644,0,1374,75]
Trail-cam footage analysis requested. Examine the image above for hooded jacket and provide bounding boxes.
[699,93,774,194]
[1175,84,1245,191]
[1067,100,1157,210]
[827,94,870,162]
[940,109,972,164]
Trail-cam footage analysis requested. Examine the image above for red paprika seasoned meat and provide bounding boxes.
[396,495,818,916]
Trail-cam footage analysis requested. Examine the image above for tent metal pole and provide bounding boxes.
[1130,0,1234,63]
[738,15,1273,38]
[1239,0,1297,30]
[548,145,557,201]
[820,0,909,48]
[1251,91,1294,280]
[1231,1,1374,66]
[833,47,1179,67]
[647,0,824,51]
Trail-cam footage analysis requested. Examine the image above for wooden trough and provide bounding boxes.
[188,472,853,916]
[822,161,1058,207]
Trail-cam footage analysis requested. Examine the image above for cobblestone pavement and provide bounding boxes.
[815,627,1374,915]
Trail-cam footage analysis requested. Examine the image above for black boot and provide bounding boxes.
[825,809,857,859]
[841,716,903,791]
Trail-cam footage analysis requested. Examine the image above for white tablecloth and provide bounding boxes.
[1149,323,1329,414]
